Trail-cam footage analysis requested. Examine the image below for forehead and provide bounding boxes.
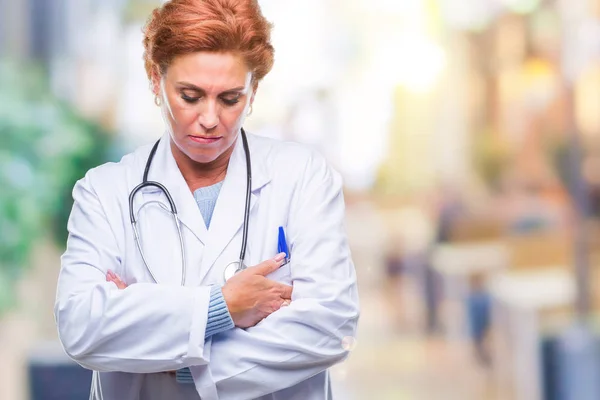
[166,51,251,89]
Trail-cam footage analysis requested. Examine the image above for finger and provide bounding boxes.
[251,253,286,276]
[281,299,291,307]
[112,278,127,290]
[275,283,293,299]
[113,274,127,289]
[107,272,118,283]
[106,271,127,289]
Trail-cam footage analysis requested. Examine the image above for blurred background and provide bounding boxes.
[1,0,600,399]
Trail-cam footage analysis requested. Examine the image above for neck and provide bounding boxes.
[170,139,235,192]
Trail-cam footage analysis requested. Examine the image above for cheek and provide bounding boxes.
[166,106,198,131]
[220,108,247,130]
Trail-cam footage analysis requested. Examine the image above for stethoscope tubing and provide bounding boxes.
[128,129,252,285]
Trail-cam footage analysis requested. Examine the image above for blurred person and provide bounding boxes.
[383,239,406,331]
[466,273,491,366]
[422,256,442,335]
[420,184,467,335]
[53,1,359,399]
[434,183,466,243]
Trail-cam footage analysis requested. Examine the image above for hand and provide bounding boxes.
[222,253,293,328]
[106,259,293,328]
[106,270,127,289]
[105,270,291,308]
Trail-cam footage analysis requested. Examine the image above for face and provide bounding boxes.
[153,51,254,164]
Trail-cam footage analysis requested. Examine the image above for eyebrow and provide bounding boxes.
[176,82,246,94]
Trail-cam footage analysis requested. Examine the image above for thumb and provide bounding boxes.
[251,253,287,276]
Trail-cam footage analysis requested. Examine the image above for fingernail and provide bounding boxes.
[274,252,286,262]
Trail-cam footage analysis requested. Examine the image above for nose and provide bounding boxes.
[198,100,219,131]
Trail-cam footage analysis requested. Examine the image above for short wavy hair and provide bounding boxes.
[143,0,274,87]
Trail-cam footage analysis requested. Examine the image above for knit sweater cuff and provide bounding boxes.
[205,285,235,338]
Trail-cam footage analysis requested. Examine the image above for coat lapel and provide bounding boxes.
[133,131,270,285]
[198,133,271,282]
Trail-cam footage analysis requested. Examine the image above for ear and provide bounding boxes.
[249,82,258,106]
[249,91,256,108]
[150,68,161,96]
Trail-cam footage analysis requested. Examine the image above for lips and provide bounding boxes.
[188,135,222,144]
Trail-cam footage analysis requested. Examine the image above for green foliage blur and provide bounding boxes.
[0,61,112,314]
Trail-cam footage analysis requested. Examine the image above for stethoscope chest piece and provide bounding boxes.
[223,260,247,282]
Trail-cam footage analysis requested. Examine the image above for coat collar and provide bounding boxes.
[138,130,271,281]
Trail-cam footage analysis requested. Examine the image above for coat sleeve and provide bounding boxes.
[54,171,211,373]
[203,151,360,399]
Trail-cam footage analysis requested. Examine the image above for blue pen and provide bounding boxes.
[278,226,290,264]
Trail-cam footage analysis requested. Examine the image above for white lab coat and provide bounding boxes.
[54,131,360,400]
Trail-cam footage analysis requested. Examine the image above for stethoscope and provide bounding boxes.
[128,128,252,284]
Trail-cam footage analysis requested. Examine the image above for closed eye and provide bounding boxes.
[181,94,200,104]
[221,96,240,106]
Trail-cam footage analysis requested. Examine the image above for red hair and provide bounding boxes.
[143,0,274,86]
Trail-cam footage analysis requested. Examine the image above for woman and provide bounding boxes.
[54,1,359,399]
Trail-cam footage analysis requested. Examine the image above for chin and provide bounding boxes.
[188,151,220,164]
